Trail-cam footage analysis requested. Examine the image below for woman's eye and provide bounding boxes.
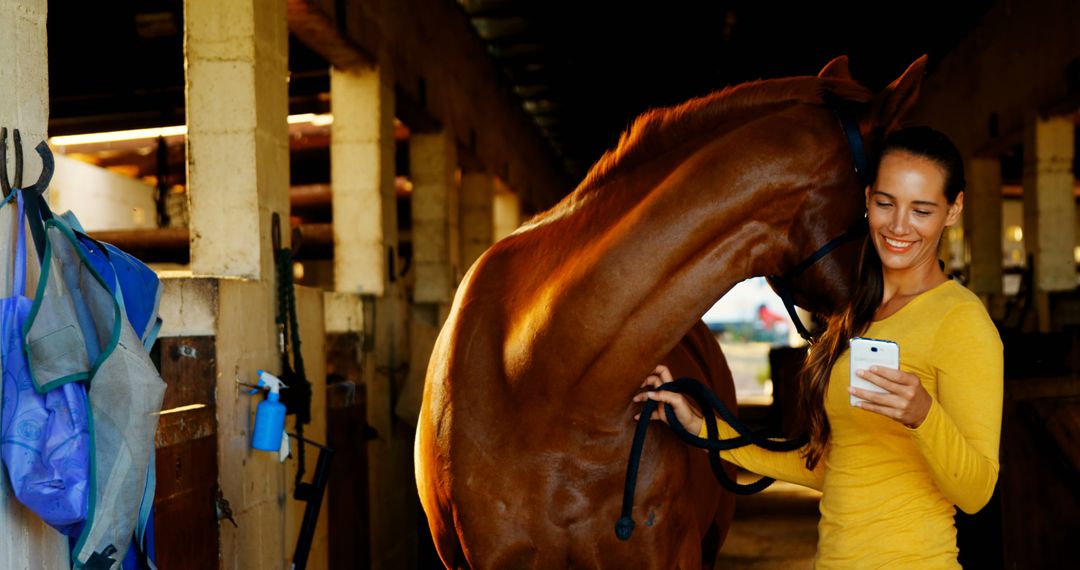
[874,201,892,208]
[914,210,931,216]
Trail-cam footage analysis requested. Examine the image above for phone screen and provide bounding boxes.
[849,337,900,407]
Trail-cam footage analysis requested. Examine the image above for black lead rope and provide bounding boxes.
[616,377,807,541]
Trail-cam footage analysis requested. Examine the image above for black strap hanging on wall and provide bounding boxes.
[271,217,335,570]
[272,213,314,490]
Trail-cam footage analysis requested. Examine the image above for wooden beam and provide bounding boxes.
[394,86,442,134]
[286,0,372,71]
[87,224,338,262]
[292,0,570,210]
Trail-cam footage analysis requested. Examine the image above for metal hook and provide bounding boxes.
[1,128,51,198]
[13,129,23,189]
[1,127,10,197]
[21,141,55,197]
[272,211,282,263]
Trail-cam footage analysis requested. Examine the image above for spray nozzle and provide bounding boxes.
[249,369,287,398]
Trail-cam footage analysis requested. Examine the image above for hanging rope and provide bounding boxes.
[616,376,807,540]
[274,220,313,492]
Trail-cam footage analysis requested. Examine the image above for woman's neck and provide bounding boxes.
[881,257,948,304]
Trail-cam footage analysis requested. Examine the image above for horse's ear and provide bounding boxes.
[818,56,851,79]
[868,55,928,130]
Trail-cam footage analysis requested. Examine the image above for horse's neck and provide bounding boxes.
[502,137,790,400]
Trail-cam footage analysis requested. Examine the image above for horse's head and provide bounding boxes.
[769,55,926,323]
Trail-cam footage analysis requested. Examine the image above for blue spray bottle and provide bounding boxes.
[251,370,287,452]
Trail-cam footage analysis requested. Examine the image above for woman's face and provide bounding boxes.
[866,150,963,274]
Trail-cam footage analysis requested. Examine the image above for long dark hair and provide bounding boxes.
[798,126,966,469]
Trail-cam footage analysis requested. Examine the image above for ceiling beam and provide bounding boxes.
[292,0,569,210]
[286,0,372,71]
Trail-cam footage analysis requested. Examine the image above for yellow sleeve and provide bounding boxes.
[907,300,1003,514]
[698,416,825,491]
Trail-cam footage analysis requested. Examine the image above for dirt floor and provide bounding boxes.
[715,473,821,569]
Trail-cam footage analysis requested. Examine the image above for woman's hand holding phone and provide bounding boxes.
[849,338,932,429]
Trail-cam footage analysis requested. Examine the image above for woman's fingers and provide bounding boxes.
[864,366,920,389]
[632,390,670,413]
[868,365,912,384]
[851,367,932,428]
[855,366,925,403]
[855,368,896,390]
[640,374,662,389]
[632,370,706,435]
[849,386,901,408]
[853,400,901,420]
[643,390,700,427]
[640,364,674,389]
[644,389,679,405]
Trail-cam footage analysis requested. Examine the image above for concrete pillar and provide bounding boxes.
[493,179,523,241]
[410,131,460,304]
[0,1,68,567]
[1022,115,1075,330]
[330,63,416,570]
[331,66,395,295]
[185,1,305,568]
[967,157,1004,296]
[185,0,290,279]
[460,171,495,271]
[0,0,48,180]
[406,133,460,445]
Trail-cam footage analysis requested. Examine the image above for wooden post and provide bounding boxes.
[410,130,460,305]
[1022,115,1075,331]
[331,63,417,570]
[460,171,495,272]
[967,157,1004,298]
[0,0,65,563]
[493,178,523,241]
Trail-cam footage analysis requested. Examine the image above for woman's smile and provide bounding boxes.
[881,235,917,252]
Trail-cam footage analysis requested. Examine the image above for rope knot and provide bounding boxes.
[614,516,635,541]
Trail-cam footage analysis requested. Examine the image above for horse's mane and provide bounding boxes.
[577,76,874,193]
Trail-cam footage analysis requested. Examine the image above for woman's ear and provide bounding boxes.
[865,185,873,209]
[945,191,964,226]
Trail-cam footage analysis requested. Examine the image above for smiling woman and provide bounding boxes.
[639,126,1003,568]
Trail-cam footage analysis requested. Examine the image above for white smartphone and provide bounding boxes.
[848,337,899,406]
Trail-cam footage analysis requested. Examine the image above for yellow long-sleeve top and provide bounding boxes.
[704,280,1003,568]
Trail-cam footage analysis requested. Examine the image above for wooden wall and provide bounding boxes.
[999,375,1080,567]
[153,337,221,570]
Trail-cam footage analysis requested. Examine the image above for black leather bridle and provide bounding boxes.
[768,97,873,343]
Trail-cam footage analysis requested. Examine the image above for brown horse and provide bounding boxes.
[416,55,926,568]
